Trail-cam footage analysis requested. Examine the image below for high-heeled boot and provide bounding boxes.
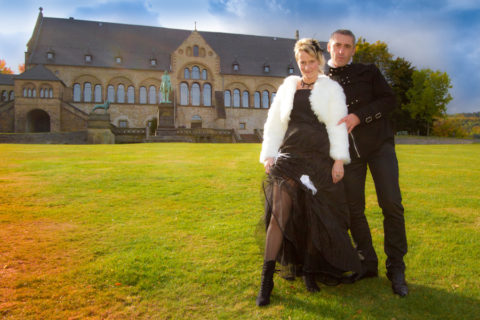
[256,260,276,306]
[303,272,320,292]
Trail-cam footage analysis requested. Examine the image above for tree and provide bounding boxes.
[404,69,452,135]
[353,37,393,76]
[0,59,13,74]
[385,57,418,133]
[18,63,25,73]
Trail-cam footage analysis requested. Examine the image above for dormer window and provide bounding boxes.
[264,64,270,73]
[47,51,55,60]
[85,55,92,63]
[115,56,122,64]
[288,66,294,74]
[150,58,157,66]
[233,62,239,72]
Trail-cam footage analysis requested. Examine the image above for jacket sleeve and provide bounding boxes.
[352,64,397,126]
[259,85,288,164]
[325,81,351,164]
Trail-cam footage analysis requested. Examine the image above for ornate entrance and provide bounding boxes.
[26,109,50,132]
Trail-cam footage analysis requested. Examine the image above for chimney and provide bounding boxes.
[295,30,299,40]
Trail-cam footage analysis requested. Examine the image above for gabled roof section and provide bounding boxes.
[200,31,300,77]
[15,64,61,81]
[0,74,15,85]
[29,17,190,70]
[27,15,327,77]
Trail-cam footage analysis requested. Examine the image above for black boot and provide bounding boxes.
[303,272,320,292]
[256,260,276,306]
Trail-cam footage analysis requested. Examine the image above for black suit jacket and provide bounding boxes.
[326,63,397,159]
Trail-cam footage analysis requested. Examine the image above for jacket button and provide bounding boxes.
[365,116,372,123]
[375,112,381,119]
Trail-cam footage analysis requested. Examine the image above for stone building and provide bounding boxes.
[0,8,328,143]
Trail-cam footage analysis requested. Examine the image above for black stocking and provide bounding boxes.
[264,179,294,261]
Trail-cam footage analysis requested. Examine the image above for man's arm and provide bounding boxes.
[352,64,397,126]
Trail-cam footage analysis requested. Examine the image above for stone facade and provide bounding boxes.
[1,9,326,142]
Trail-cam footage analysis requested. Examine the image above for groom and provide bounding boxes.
[325,29,408,296]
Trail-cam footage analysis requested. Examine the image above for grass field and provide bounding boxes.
[0,143,479,320]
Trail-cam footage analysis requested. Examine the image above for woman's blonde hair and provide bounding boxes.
[294,38,325,74]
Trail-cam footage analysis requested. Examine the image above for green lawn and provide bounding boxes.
[0,143,479,319]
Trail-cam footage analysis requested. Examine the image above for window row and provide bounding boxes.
[184,66,208,80]
[73,83,168,104]
[47,51,160,67]
[224,89,276,109]
[22,87,53,99]
[1,90,14,101]
[179,82,212,106]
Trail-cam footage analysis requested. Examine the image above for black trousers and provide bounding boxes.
[344,141,407,273]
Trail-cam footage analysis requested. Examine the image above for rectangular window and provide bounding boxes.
[239,122,246,130]
[85,55,92,62]
[119,120,128,128]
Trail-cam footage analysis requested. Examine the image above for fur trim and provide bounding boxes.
[260,75,350,164]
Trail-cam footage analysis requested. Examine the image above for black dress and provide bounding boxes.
[263,89,362,279]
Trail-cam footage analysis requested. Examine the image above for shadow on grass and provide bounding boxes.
[269,277,479,320]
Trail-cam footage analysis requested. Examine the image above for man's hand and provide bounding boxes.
[338,114,360,133]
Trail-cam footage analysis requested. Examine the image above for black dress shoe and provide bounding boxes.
[387,272,408,297]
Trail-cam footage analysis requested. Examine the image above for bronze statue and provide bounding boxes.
[160,71,171,103]
[92,100,110,112]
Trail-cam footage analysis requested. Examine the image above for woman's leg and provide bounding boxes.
[257,180,293,306]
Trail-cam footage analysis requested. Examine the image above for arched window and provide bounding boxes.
[139,86,147,104]
[242,91,249,108]
[271,92,276,104]
[191,83,200,106]
[10,91,15,100]
[27,88,32,97]
[94,85,102,102]
[233,89,240,108]
[40,89,44,98]
[84,82,92,102]
[117,84,125,103]
[202,69,207,80]
[254,91,261,108]
[192,66,200,79]
[180,82,189,105]
[1,91,7,101]
[224,90,231,107]
[32,89,36,98]
[107,85,115,102]
[262,90,269,108]
[49,89,53,98]
[184,68,190,79]
[148,86,157,104]
[23,88,27,97]
[193,45,199,57]
[73,84,81,102]
[127,86,135,103]
[203,83,211,106]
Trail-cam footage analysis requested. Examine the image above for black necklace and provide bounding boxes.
[301,79,315,88]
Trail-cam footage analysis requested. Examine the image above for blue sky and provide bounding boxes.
[1,0,479,113]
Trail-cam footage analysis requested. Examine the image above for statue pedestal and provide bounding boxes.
[87,113,115,144]
[158,103,174,128]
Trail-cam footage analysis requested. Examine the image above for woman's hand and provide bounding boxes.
[332,160,344,184]
[264,157,274,174]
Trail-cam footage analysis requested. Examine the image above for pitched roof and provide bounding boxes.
[15,64,61,81]
[0,74,15,85]
[27,16,328,77]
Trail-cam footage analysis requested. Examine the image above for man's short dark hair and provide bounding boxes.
[330,29,356,45]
